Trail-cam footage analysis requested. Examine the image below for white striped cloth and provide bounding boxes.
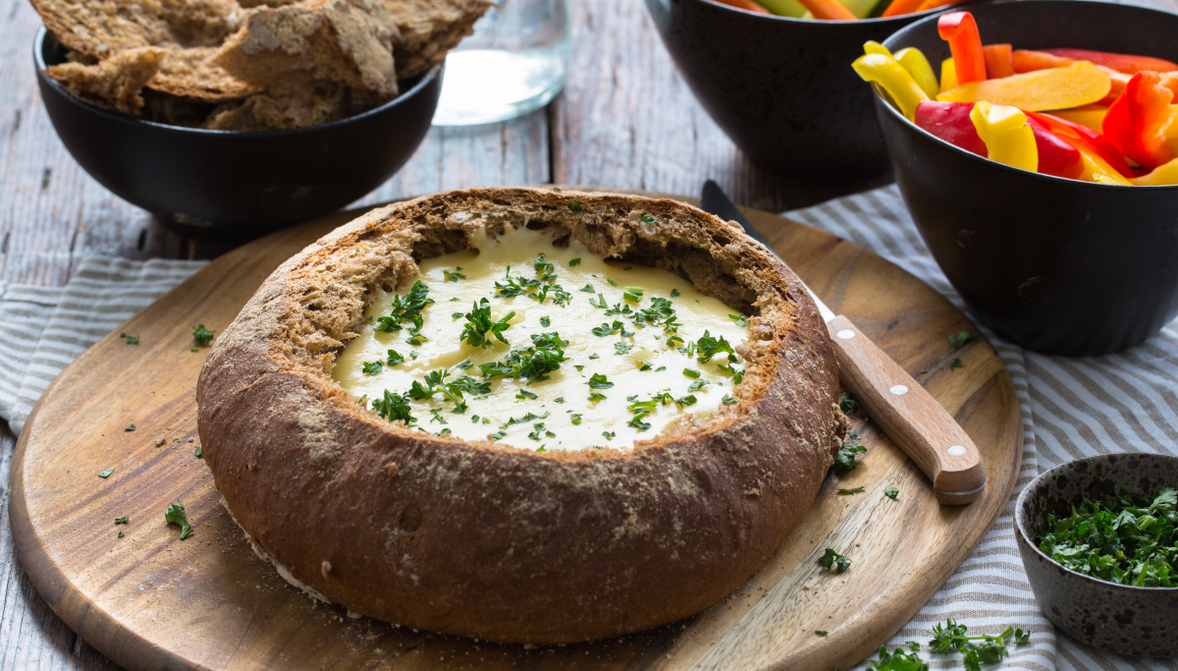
[785,184,1178,671]
[0,256,206,437]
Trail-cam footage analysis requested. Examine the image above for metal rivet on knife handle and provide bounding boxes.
[826,315,987,506]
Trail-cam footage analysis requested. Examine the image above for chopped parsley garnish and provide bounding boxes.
[834,444,867,474]
[670,288,681,297]
[950,358,963,368]
[580,284,595,293]
[838,486,865,495]
[592,320,634,337]
[602,431,616,440]
[165,500,193,540]
[839,392,859,414]
[729,313,748,327]
[949,331,976,348]
[540,316,551,327]
[491,430,507,440]
[614,342,634,355]
[460,298,515,348]
[687,379,709,392]
[722,394,737,405]
[606,277,618,287]
[1037,487,1178,586]
[655,366,666,372]
[119,332,139,345]
[588,392,607,402]
[623,286,644,303]
[192,324,215,346]
[405,329,427,346]
[516,390,538,400]
[696,331,736,364]
[408,369,492,412]
[929,619,1030,670]
[569,257,582,266]
[885,486,899,500]
[628,415,652,431]
[683,368,701,379]
[587,373,614,389]
[815,631,828,636]
[386,350,405,366]
[589,353,600,359]
[443,269,466,282]
[362,360,384,376]
[98,468,114,479]
[372,390,415,425]
[638,214,656,225]
[571,413,582,425]
[480,332,569,384]
[638,361,653,371]
[819,548,851,573]
[376,280,433,333]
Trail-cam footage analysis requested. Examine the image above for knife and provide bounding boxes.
[700,180,986,505]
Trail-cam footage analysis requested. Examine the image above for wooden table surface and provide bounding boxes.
[0,0,1172,667]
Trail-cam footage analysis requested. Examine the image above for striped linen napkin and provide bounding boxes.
[786,184,1178,671]
[0,256,206,437]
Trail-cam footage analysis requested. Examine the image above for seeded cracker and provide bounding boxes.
[46,46,165,114]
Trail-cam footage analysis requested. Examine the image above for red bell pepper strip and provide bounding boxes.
[1025,117,1084,179]
[914,101,988,157]
[1041,49,1178,75]
[1027,111,1135,177]
[1102,71,1178,171]
[938,13,986,84]
[982,44,1013,79]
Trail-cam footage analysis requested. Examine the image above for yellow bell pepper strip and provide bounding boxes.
[863,41,890,56]
[1131,157,1178,185]
[1027,111,1134,180]
[940,58,958,93]
[1050,105,1108,133]
[982,44,1014,79]
[895,47,940,99]
[970,101,1037,172]
[1102,71,1178,172]
[937,61,1111,111]
[852,53,930,120]
[757,0,808,17]
[795,0,857,20]
[938,12,986,84]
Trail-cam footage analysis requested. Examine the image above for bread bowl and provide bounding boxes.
[195,187,847,644]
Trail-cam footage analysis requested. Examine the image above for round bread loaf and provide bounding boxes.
[196,187,846,644]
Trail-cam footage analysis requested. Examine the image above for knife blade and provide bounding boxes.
[700,180,986,505]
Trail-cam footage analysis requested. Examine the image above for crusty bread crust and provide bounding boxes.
[196,187,845,644]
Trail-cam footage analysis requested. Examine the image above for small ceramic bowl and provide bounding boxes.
[644,0,953,178]
[1015,453,1178,656]
[34,28,442,239]
[877,0,1178,356]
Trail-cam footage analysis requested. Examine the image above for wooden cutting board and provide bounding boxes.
[9,190,1023,671]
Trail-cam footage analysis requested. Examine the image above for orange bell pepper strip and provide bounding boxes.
[1027,111,1135,179]
[852,53,930,119]
[1011,49,1073,74]
[914,0,959,13]
[970,101,1038,172]
[983,44,1014,79]
[1131,157,1178,185]
[1102,71,1178,171]
[796,0,856,20]
[937,61,1110,111]
[1041,49,1178,75]
[881,0,924,18]
[712,0,772,13]
[938,12,986,84]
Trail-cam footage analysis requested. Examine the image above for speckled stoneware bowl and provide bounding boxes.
[1015,453,1178,656]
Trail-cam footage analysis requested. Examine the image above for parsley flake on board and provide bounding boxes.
[98,468,114,479]
[164,500,194,540]
[192,324,215,346]
[838,486,865,495]
[376,280,433,333]
[948,331,976,348]
[125,424,136,432]
[834,444,867,474]
[1038,487,1178,587]
[950,358,963,368]
[839,392,859,414]
[819,548,851,573]
[195,445,203,458]
[115,516,128,525]
[119,332,139,345]
[885,486,899,500]
[816,631,828,636]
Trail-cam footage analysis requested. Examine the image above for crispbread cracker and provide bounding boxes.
[382,0,493,78]
[203,72,380,130]
[215,0,399,99]
[46,46,165,114]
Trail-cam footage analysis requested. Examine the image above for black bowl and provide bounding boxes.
[878,0,1178,356]
[1015,454,1178,656]
[645,0,948,178]
[34,28,442,239]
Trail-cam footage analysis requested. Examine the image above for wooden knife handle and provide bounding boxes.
[826,315,987,505]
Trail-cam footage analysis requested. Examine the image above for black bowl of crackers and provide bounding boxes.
[31,0,492,239]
